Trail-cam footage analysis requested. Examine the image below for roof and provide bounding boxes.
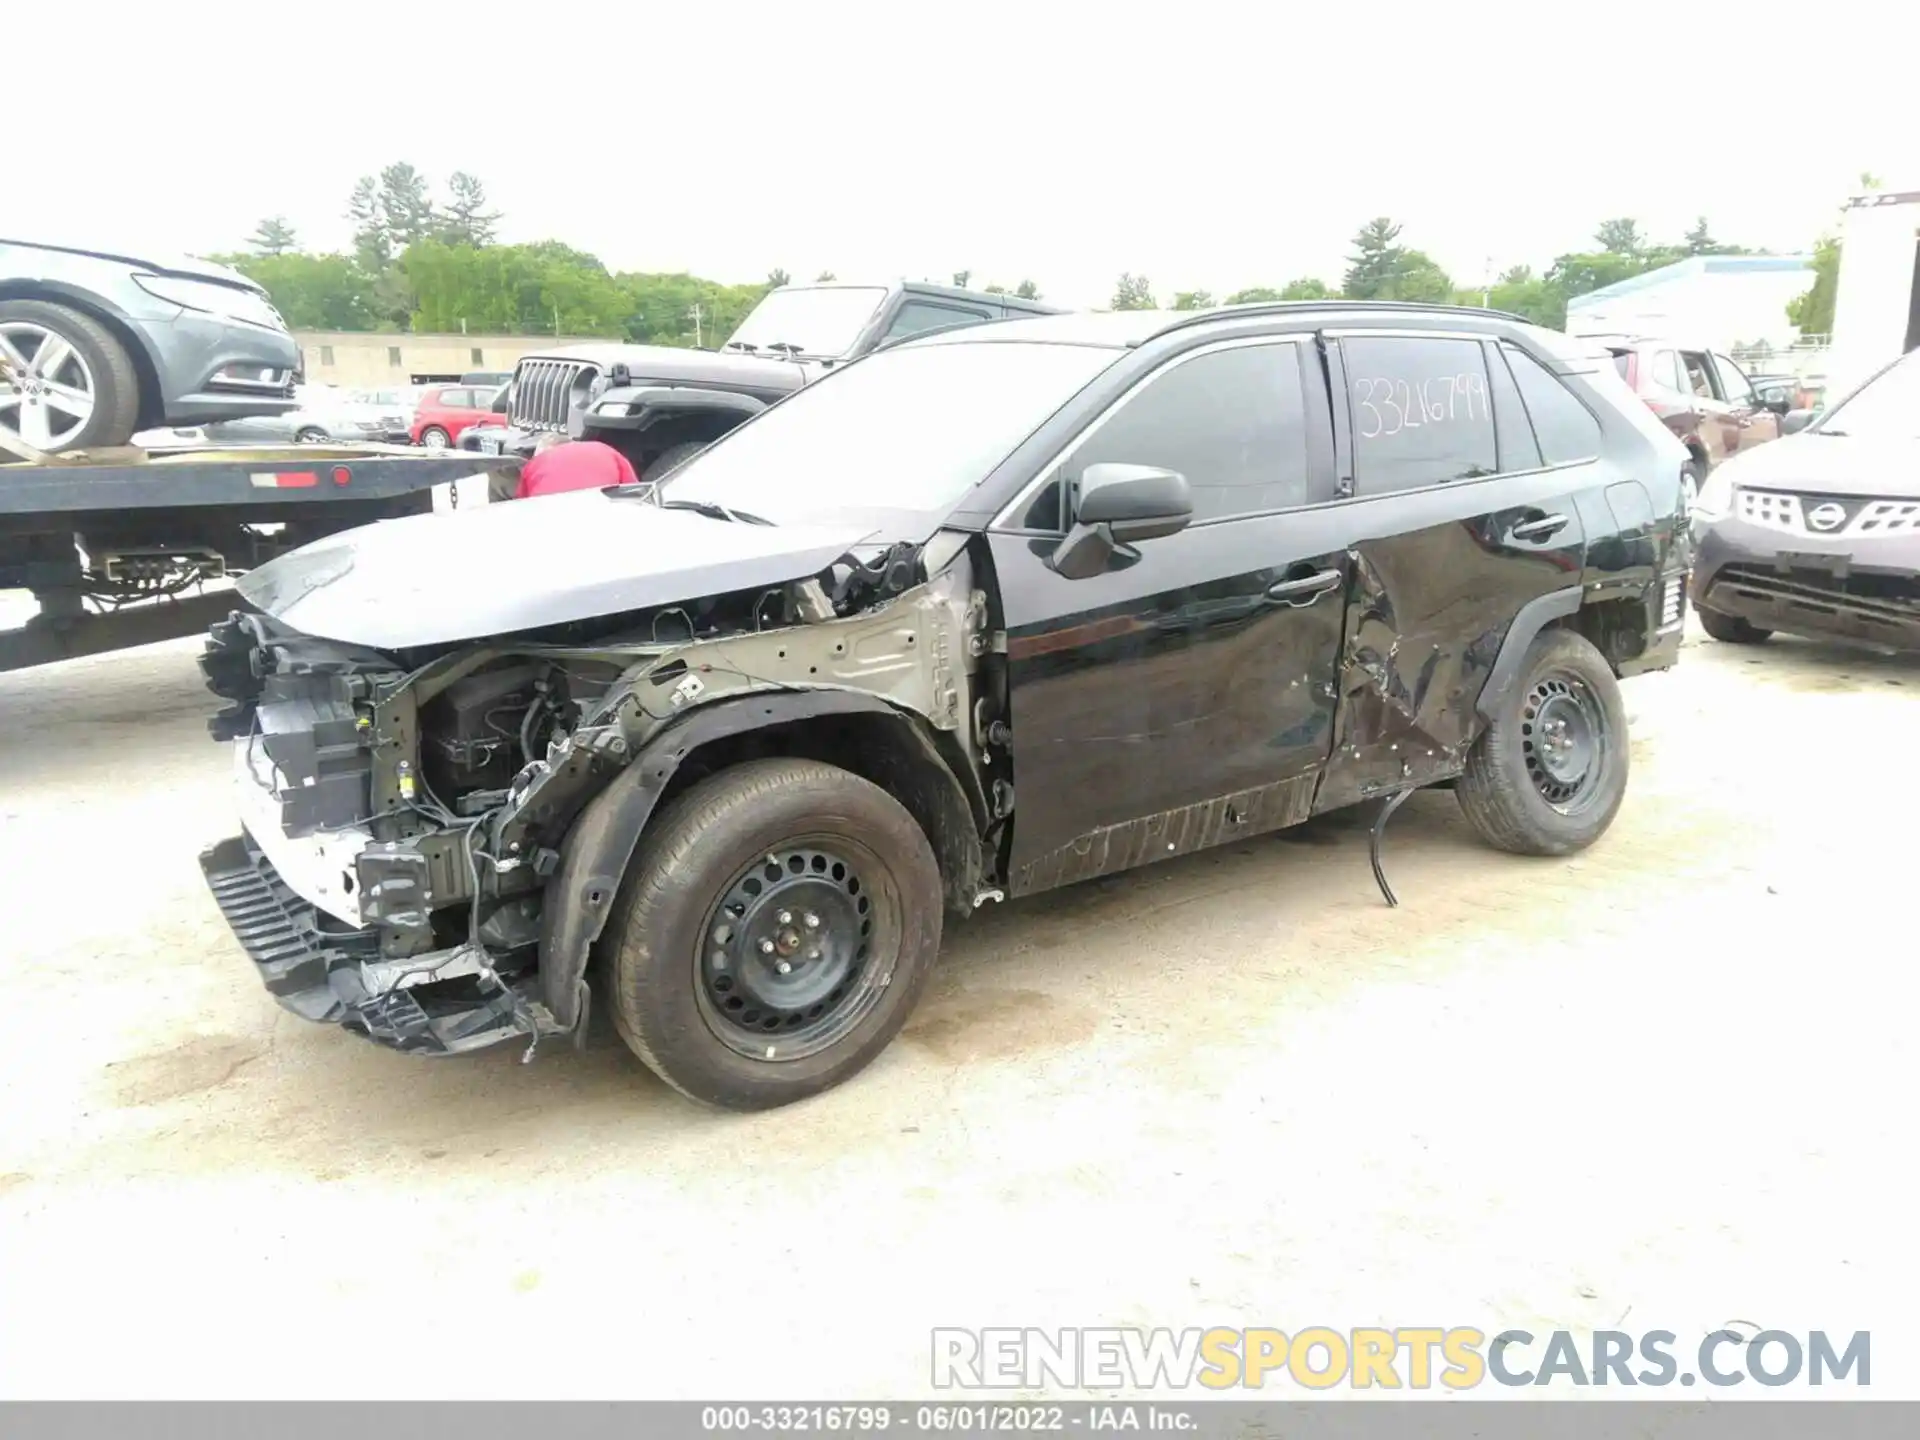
[914,299,1534,350]
[1566,253,1813,309]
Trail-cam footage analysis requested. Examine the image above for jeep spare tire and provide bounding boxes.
[0,299,141,453]
[605,758,944,1110]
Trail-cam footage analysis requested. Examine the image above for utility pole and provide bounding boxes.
[688,303,704,348]
[553,303,561,336]
[1482,255,1493,309]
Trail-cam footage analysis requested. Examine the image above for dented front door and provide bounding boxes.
[987,335,1347,896]
[1313,331,1590,812]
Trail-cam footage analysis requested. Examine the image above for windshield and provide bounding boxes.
[1817,352,1920,438]
[724,286,890,358]
[658,340,1119,530]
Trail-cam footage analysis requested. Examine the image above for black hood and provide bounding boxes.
[236,488,873,650]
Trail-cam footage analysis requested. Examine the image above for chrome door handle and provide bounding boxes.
[1509,513,1569,541]
[1265,568,1342,603]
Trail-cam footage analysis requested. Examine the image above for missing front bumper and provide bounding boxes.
[199,833,557,1057]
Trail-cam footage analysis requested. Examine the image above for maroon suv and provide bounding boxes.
[1603,339,1788,487]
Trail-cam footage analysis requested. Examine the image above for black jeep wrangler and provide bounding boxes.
[491,280,1061,479]
[200,301,1692,1110]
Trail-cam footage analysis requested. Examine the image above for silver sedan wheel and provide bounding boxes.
[0,321,97,450]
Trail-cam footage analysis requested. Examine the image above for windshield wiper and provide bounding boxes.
[657,497,774,526]
[722,340,759,353]
[761,341,806,356]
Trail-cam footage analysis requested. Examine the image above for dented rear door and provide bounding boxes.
[1313,330,1592,813]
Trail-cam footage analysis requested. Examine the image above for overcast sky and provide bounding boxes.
[16,2,1908,308]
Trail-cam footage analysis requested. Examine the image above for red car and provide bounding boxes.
[410,383,504,450]
[1599,338,1787,490]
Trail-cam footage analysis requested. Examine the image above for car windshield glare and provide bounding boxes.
[723,287,890,358]
[657,341,1118,525]
[1817,353,1920,438]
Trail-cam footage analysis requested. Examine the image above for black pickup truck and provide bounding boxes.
[483,281,1060,479]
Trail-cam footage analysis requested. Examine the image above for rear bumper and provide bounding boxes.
[199,832,552,1057]
[1691,516,1920,651]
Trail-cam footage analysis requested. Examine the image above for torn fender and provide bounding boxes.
[537,690,909,1031]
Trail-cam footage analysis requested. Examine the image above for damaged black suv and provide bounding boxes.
[199,302,1692,1110]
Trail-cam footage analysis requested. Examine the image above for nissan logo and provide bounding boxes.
[1807,502,1848,532]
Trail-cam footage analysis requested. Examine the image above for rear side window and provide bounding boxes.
[1502,344,1602,466]
[1343,335,1497,494]
[1609,351,1633,383]
[1067,342,1316,522]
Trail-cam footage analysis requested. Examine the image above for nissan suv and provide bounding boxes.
[198,301,1692,1111]
[0,236,298,455]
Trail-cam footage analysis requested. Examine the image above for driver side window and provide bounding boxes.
[1027,341,1317,529]
[1712,354,1755,405]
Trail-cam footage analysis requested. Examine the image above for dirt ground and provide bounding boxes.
[1,620,1914,1399]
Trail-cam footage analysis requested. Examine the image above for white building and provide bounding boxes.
[1564,254,1814,356]
[1827,188,1920,398]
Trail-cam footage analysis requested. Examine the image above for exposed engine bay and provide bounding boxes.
[198,533,996,1059]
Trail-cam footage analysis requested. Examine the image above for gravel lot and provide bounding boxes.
[1,620,1914,1399]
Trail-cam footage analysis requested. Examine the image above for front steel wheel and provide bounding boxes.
[605,758,944,1110]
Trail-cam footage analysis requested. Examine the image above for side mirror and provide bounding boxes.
[490,387,511,415]
[1781,408,1818,435]
[1047,463,1192,580]
[1756,387,1791,415]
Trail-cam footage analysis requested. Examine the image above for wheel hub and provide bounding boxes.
[698,845,881,1059]
[0,320,97,449]
[1522,675,1603,809]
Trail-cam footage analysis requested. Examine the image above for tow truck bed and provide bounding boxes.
[1,442,489,673]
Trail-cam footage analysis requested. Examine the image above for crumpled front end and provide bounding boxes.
[194,538,988,1063]
[196,610,566,1057]
[198,832,545,1055]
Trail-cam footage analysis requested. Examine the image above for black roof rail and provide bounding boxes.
[1156,298,1535,337]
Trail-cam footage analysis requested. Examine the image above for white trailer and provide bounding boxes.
[1827,188,1920,399]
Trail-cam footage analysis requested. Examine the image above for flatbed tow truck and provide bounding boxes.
[0,426,485,673]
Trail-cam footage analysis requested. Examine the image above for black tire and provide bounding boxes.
[1694,603,1772,644]
[643,440,707,482]
[1681,455,1706,510]
[419,425,450,450]
[294,426,328,444]
[0,298,142,451]
[1456,629,1630,857]
[605,757,944,1110]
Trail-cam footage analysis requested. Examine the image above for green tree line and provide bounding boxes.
[220,166,1837,345]
[1108,213,1803,331]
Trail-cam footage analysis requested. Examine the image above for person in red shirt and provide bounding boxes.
[490,433,639,501]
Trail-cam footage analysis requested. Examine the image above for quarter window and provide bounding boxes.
[387,346,403,367]
[886,301,993,340]
[1502,343,1601,466]
[1485,344,1542,472]
[1063,342,1317,523]
[1343,335,1497,494]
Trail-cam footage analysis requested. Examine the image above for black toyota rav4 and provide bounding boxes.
[199,302,1692,1110]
